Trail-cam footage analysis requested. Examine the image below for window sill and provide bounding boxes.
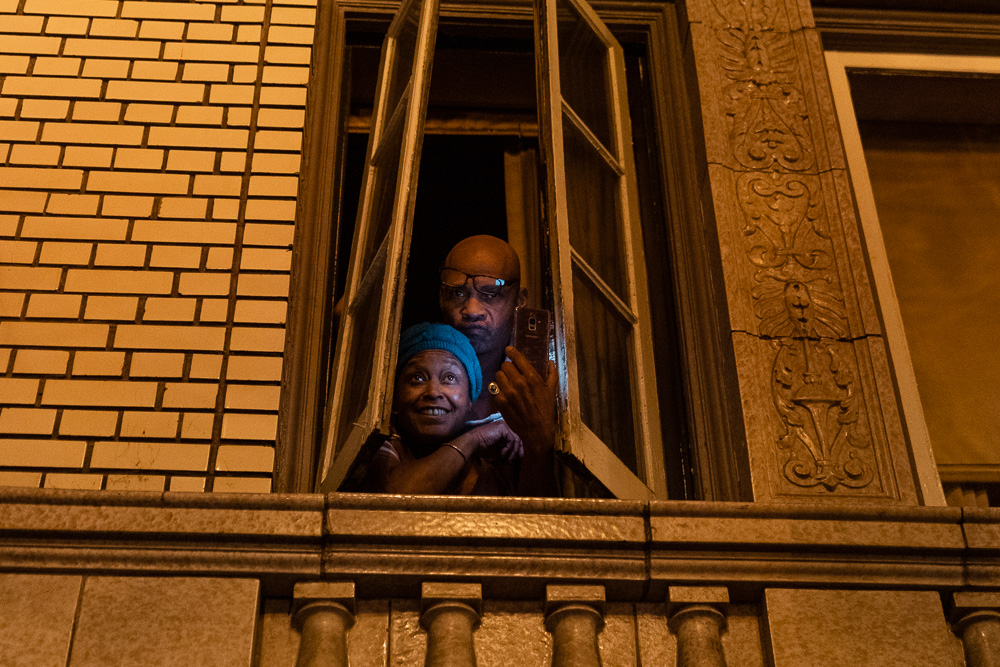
[0,488,987,599]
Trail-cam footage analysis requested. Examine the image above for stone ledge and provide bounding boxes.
[0,489,994,598]
[0,487,324,539]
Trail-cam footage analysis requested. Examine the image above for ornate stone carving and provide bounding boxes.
[714,0,814,172]
[736,168,871,492]
[710,0,879,493]
[739,173,832,276]
[739,171,848,335]
[772,338,873,490]
[753,277,846,339]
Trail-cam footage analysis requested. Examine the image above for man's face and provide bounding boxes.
[439,245,520,356]
[394,350,472,445]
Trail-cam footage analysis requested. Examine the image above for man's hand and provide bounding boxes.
[493,346,557,452]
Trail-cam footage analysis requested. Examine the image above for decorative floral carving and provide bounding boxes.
[738,172,848,338]
[738,172,830,269]
[753,278,846,339]
[714,1,814,172]
[710,0,877,492]
[738,173,869,491]
[772,338,873,490]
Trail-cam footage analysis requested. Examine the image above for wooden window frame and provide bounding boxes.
[826,50,1000,507]
[278,0,750,501]
[534,0,666,498]
[316,0,440,493]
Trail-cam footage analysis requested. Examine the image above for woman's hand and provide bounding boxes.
[455,419,523,463]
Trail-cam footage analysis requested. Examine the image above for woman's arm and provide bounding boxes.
[365,421,518,495]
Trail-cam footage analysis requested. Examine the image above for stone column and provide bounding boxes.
[680,0,921,504]
[421,582,482,667]
[667,586,729,667]
[545,584,605,667]
[293,581,356,667]
[951,592,1000,667]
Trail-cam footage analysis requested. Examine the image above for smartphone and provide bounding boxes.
[513,307,551,379]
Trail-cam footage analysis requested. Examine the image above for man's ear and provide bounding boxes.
[517,287,528,308]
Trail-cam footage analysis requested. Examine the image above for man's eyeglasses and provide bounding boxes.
[439,268,518,302]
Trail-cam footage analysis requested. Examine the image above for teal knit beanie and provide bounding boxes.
[397,323,482,401]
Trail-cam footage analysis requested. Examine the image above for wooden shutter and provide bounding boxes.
[534,0,666,499]
[317,0,440,491]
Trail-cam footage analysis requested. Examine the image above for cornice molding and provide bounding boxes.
[814,6,1000,54]
[812,0,999,13]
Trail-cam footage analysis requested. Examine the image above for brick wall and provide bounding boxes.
[0,0,315,492]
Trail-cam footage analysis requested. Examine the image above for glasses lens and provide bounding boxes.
[440,268,468,288]
[471,276,505,297]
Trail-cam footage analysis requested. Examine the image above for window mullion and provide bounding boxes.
[370,79,412,165]
[570,248,637,324]
[561,100,623,175]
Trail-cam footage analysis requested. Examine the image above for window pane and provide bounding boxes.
[564,118,625,296]
[360,108,405,270]
[385,0,419,116]
[860,119,1000,468]
[334,261,384,456]
[572,269,640,479]
[358,0,421,270]
[557,0,612,153]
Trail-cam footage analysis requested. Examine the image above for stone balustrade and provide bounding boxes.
[0,489,998,664]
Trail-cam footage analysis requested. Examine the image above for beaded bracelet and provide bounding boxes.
[442,443,468,464]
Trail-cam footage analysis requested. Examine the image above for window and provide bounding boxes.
[826,51,1000,506]
[318,0,439,494]
[280,0,735,500]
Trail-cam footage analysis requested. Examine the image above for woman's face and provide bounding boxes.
[394,350,472,445]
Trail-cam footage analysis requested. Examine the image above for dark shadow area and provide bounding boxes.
[402,134,510,328]
[334,133,512,328]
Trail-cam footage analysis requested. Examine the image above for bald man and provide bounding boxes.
[438,235,558,496]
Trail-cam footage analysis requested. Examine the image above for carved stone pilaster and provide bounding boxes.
[293,581,356,667]
[682,0,919,503]
[545,584,605,667]
[421,582,482,667]
[951,592,1000,667]
[667,586,729,667]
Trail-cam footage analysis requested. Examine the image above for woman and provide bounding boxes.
[361,322,522,495]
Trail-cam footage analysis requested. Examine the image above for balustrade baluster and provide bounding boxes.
[293,581,356,667]
[667,586,729,667]
[545,584,605,667]
[421,582,482,667]
[952,592,1000,667]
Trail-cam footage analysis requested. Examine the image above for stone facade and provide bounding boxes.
[682,0,918,503]
[1,0,999,664]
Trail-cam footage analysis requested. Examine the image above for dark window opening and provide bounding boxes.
[325,18,695,499]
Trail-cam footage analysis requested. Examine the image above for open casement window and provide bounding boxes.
[314,0,672,499]
[317,0,439,492]
[534,0,666,499]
